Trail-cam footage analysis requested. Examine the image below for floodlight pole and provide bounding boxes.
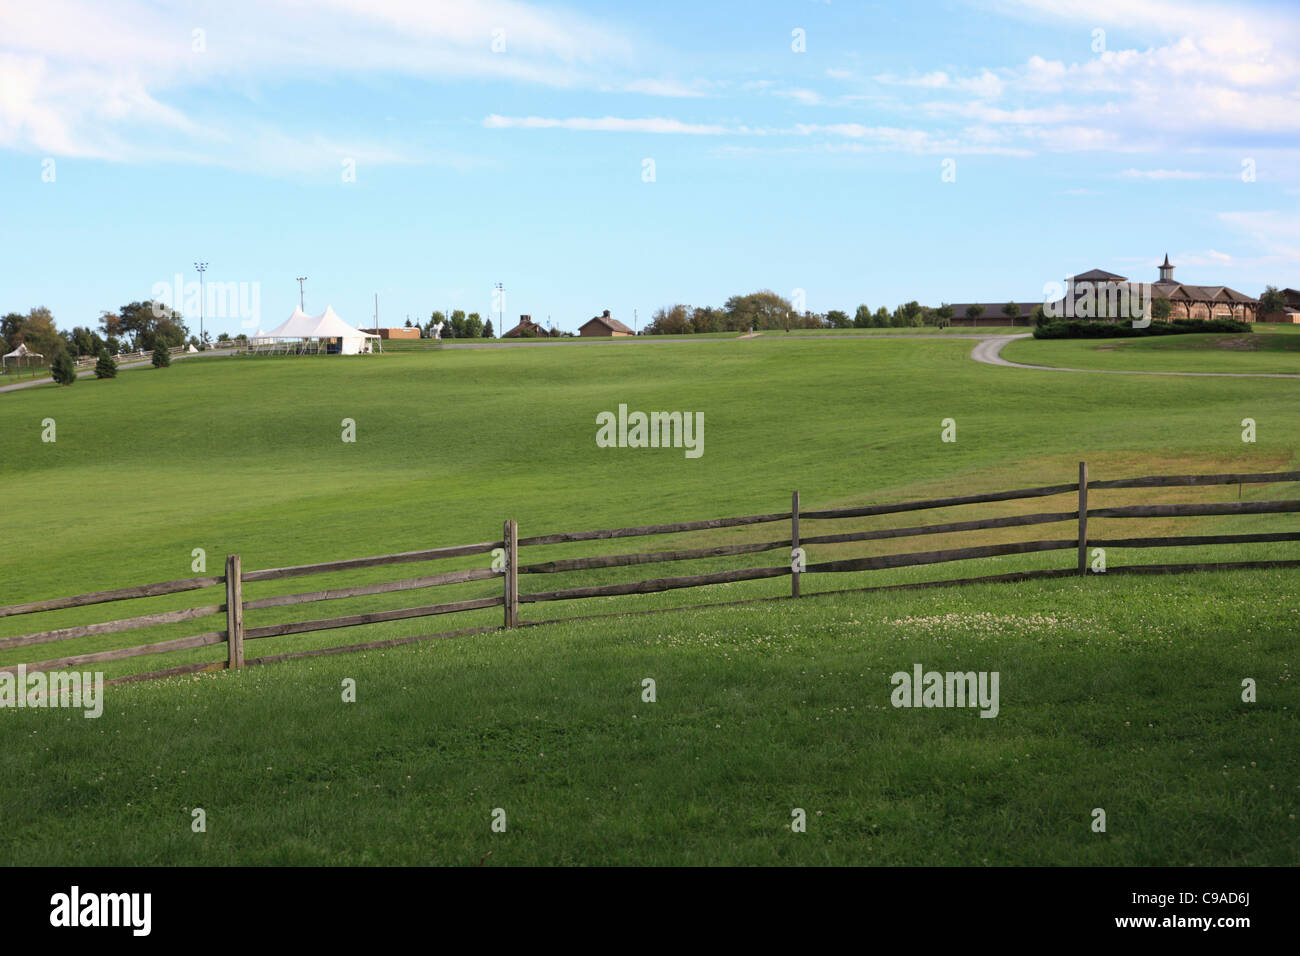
[194,261,208,347]
[297,276,308,311]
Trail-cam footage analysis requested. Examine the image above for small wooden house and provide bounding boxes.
[579,310,634,337]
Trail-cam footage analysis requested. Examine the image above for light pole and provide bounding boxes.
[194,261,208,348]
[297,276,308,311]
[494,281,504,335]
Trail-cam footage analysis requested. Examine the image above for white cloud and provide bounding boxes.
[483,114,734,135]
[0,0,641,169]
[773,88,823,105]
[1219,210,1300,261]
[1117,168,1228,180]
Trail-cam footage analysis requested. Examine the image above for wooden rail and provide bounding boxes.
[1,464,1296,682]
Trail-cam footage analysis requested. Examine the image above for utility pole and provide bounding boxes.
[194,261,208,347]
[296,276,308,311]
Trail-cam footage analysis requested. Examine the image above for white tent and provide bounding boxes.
[187,343,198,353]
[2,342,43,365]
[263,307,378,354]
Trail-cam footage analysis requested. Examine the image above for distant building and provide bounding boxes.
[504,315,549,338]
[1055,257,1258,321]
[1261,287,1300,324]
[361,327,420,339]
[946,303,1034,327]
[578,309,634,337]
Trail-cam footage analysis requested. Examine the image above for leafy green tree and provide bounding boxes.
[892,301,922,327]
[825,309,851,329]
[691,306,723,333]
[463,312,484,338]
[853,305,871,328]
[449,310,467,338]
[70,326,105,357]
[723,290,794,332]
[9,307,62,360]
[1002,301,1021,322]
[1151,296,1172,322]
[1259,286,1285,315]
[94,350,117,379]
[648,304,692,335]
[152,345,171,368]
[872,306,890,327]
[934,304,955,328]
[966,304,985,321]
[117,301,188,352]
[50,350,76,386]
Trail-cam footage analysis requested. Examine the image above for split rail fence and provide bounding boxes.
[2,465,1297,684]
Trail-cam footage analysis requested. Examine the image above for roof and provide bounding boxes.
[1153,281,1257,303]
[265,306,378,339]
[581,312,634,334]
[504,317,548,336]
[1072,268,1129,282]
[1160,253,1173,268]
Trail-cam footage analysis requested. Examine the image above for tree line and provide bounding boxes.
[645,291,974,334]
[1,300,195,364]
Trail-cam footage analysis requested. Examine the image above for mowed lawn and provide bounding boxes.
[0,571,1293,866]
[0,335,1297,680]
[0,335,1296,865]
[1002,325,1300,375]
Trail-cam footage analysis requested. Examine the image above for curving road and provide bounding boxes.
[969,332,1300,379]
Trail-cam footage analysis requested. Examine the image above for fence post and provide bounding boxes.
[1077,462,1088,575]
[224,553,245,668]
[791,490,801,598]
[503,519,519,627]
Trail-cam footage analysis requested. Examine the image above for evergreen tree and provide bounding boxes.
[152,345,171,368]
[51,350,76,386]
[94,350,118,379]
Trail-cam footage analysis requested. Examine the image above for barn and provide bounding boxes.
[579,310,633,337]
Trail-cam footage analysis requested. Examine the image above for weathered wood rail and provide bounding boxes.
[1,465,1296,683]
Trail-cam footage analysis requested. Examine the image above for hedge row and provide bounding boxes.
[1032,317,1252,339]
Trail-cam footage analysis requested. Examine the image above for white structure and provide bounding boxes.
[2,342,43,365]
[262,306,379,354]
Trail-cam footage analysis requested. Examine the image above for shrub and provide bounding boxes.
[1033,317,1251,339]
[94,351,117,379]
[152,346,171,368]
[50,351,76,386]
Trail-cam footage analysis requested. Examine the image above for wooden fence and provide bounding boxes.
[2,465,1297,684]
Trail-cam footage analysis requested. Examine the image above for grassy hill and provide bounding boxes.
[1,335,1297,679]
[1,334,1296,865]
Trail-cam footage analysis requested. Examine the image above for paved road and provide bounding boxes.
[969,332,1300,379]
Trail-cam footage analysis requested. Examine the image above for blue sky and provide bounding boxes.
[2,0,1298,336]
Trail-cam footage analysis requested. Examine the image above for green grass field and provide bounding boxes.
[1,571,1293,866]
[1,334,1296,865]
[1003,325,1300,375]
